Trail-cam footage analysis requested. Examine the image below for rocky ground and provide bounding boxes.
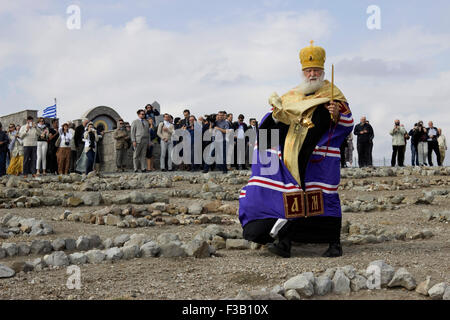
[0,166,449,300]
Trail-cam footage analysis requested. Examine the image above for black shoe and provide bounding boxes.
[202,169,208,173]
[267,238,291,258]
[161,169,167,172]
[142,169,147,173]
[322,242,343,258]
[134,170,138,173]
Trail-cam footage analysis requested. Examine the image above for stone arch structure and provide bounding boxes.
[81,106,122,131]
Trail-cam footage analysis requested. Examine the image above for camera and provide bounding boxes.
[205,114,217,127]
[65,141,70,146]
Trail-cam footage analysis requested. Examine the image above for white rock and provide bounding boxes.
[351,275,368,292]
[124,234,149,248]
[102,238,113,249]
[332,269,351,295]
[121,245,140,260]
[104,247,123,262]
[44,251,70,267]
[2,243,18,257]
[69,252,88,265]
[340,265,357,280]
[183,239,211,258]
[86,250,106,264]
[367,260,395,287]
[283,273,315,297]
[314,276,332,296]
[443,287,450,300]
[188,203,203,215]
[0,264,15,278]
[157,233,180,245]
[159,241,187,258]
[285,289,301,300]
[428,282,448,300]
[140,241,160,257]
[388,268,416,290]
[51,239,66,251]
[113,234,131,247]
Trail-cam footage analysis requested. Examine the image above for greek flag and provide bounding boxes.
[42,104,57,118]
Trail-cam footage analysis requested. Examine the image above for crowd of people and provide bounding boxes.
[341,117,446,168]
[0,106,447,178]
[0,116,105,178]
[114,105,259,174]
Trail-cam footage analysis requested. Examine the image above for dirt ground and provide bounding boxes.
[0,169,449,300]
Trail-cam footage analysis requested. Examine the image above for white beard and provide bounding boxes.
[299,73,325,95]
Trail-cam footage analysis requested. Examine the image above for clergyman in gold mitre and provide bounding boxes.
[268,40,347,185]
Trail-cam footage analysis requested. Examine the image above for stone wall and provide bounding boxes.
[0,110,38,127]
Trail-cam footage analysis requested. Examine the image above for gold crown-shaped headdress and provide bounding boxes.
[299,40,326,70]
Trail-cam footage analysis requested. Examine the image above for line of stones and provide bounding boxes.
[228,260,450,301]
[340,220,434,245]
[55,199,238,229]
[0,224,246,262]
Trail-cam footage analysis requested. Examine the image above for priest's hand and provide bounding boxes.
[327,101,340,121]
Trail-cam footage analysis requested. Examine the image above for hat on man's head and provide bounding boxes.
[300,40,326,70]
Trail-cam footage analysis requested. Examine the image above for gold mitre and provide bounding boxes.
[299,40,326,70]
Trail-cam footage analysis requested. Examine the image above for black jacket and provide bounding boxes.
[74,125,86,148]
[0,130,9,152]
[354,122,374,144]
[426,127,439,142]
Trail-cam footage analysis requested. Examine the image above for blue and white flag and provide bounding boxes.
[42,104,57,118]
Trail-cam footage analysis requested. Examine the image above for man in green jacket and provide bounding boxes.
[389,119,407,167]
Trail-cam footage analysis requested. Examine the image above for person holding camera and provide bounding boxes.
[408,123,420,166]
[55,123,73,175]
[157,113,174,172]
[389,119,407,167]
[18,116,41,178]
[144,103,160,124]
[35,117,49,176]
[413,121,429,166]
[82,122,98,174]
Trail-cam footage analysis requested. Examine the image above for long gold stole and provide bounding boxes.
[271,80,347,185]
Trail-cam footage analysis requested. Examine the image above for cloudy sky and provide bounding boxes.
[1,0,449,165]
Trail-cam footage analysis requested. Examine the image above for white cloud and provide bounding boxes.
[0,9,333,124]
[1,6,449,166]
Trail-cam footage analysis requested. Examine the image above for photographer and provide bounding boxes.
[413,121,429,166]
[157,113,174,172]
[56,123,73,175]
[408,123,419,166]
[18,116,41,178]
[389,119,407,167]
[144,103,160,123]
[36,117,49,176]
[82,122,98,174]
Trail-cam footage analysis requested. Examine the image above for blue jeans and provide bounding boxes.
[411,144,419,166]
[86,150,95,174]
[0,151,6,176]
